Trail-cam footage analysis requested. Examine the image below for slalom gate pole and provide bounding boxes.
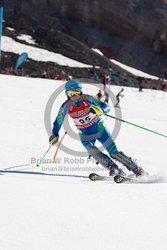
[0,5,3,71]
[36,145,52,167]
[105,114,167,138]
[52,131,67,162]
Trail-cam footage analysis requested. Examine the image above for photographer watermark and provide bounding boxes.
[41,165,106,173]
[31,155,113,166]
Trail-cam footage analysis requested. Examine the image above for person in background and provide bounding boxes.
[115,88,124,107]
[96,90,102,101]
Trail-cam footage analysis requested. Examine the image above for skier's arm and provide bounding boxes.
[86,95,110,114]
[52,101,68,135]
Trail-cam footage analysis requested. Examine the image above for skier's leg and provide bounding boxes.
[95,122,125,175]
[111,151,139,171]
[80,134,119,170]
[110,151,145,176]
[97,122,144,176]
[97,121,118,155]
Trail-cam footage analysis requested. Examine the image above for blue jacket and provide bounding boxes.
[52,94,110,135]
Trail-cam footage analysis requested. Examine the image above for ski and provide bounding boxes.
[89,173,134,183]
[89,172,163,184]
[113,174,132,183]
[89,173,113,181]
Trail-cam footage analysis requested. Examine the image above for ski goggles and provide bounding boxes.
[66,88,82,98]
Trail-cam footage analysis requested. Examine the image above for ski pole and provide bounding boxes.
[52,131,67,162]
[105,114,167,138]
[36,145,52,167]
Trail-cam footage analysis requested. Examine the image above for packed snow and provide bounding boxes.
[0,73,167,250]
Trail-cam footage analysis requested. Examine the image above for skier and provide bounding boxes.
[49,80,146,177]
[115,88,124,107]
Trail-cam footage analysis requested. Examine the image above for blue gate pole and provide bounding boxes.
[0,5,3,70]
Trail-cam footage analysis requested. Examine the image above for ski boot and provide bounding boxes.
[109,166,125,176]
[134,168,148,178]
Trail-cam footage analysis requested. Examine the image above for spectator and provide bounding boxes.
[137,77,144,91]
[108,68,113,85]
[67,75,73,80]
[161,78,167,91]
[96,90,103,101]
[46,68,51,79]
[103,74,109,86]
[41,70,47,78]
[92,66,99,82]
[5,67,14,75]
[59,70,66,80]
[55,70,66,80]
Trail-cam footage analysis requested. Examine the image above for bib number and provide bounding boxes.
[79,116,91,124]
[73,113,98,128]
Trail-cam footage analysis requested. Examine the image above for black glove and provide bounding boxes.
[49,134,59,146]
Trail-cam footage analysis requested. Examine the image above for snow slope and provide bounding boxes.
[111,59,159,79]
[0,74,167,250]
[2,34,160,79]
[2,36,92,68]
